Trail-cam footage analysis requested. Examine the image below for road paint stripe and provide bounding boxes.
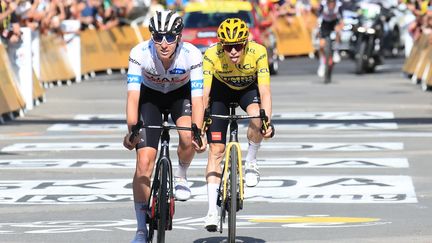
[0,158,409,169]
[74,112,395,121]
[249,216,380,223]
[46,122,398,132]
[2,132,432,140]
[0,215,388,234]
[0,176,417,204]
[1,142,404,152]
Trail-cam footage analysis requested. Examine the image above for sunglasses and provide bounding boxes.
[222,43,245,52]
[152,33,178,44]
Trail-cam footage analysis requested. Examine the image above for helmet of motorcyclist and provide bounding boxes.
[217,18,249,45]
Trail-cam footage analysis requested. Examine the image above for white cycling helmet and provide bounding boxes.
[149,10,184,35]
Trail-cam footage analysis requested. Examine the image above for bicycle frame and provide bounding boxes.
[220,107,245,216]
[205,104,270,241]
[130,112,201,243]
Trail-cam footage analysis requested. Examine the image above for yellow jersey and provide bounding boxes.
[203,41,271,90]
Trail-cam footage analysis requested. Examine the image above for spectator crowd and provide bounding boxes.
[0,0,431,49]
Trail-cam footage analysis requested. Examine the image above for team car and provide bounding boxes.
[182,0,279,74]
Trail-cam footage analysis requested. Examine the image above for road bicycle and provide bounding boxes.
[129,112,202,243]
[202,103,274,242]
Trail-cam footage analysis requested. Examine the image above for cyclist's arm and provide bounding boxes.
[258,84,272,123]
[189,48,204,129]
[126,90,140,133]
[256,45,272,123]
[126,47,144,133]
[202,50,215,109]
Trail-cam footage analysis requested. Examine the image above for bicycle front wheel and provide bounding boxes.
[157,158,169,243]
[228,145,238,242]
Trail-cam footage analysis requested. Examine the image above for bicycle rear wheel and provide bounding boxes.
[156,158,169,243]
[228,146,238,242]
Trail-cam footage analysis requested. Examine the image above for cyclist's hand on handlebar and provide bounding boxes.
[262,123,275,139]
[123,133,139,150]
[260,109,275,139]
[191,123,207,153]
[192,135,207,153]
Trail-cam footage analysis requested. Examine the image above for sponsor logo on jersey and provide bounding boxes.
[127,74,142,84]
[128,57,141,66]
[204,55,215,65]
[191,62,202,70]
[257,54,266,62]
[169,68,186,75]
[223,75,256,87]
[144,74,188,84]
[236,63,256,70]
[211,132,222,141]
[258,68,269,73]
[191,80,203,90]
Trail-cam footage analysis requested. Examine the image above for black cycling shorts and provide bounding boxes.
[320,19,339,38]
[206,78,260,144]
[136,83,192,150]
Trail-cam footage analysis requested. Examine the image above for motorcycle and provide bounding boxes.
[349,2,385,74]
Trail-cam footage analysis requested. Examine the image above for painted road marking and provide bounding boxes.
[3,132,432,140]
[74,112,394,121]
[0,176,417,204]
[74,114,125,120]
[47,122,398,132]
[0,158,409,169]
[0,215,389,234]
[1,142,404,152]
[272,112,395,119]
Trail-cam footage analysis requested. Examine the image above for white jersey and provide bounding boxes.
[127,40,203,97]
[319,0,343,22]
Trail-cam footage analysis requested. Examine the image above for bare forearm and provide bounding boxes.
[126,91,140,132]
[192,96,204,129]
[258,85,272,122]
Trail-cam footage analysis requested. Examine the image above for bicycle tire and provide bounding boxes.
[355,41,367,74]
[157,158,169,243]
[228,145,238,242]
[147,162,161,243]
[324,37,333,84]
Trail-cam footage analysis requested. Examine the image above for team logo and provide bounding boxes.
[169,68,186,74]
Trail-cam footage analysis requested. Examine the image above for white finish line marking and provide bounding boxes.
[47,122,398,132]
[0,176,417,204]
[0,158,409,169]
[1,142,404,152]
[272,112,394,119]
[73,112,395,121]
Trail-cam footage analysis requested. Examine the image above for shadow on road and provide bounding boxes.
[193,236,265,243]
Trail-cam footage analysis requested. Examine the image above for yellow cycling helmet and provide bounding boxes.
[217,18,249,44]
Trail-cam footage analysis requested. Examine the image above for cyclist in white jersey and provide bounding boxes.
[123,10,206,243]
[315,0,344,77]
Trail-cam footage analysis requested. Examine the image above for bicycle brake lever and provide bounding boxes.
[192,123,203,147]
[129,120,143,143]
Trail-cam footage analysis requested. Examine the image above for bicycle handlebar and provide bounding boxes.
[202,108,275,138]
[129,120,203,146]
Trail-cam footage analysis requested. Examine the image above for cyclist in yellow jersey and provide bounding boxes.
[202,18,274,231]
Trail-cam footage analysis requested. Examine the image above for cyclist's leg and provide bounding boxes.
[170,85,194,200]
[318,23,327,77]
[131,86,162,241]
[204,81,230,231]
[240,84,262,187]
[170,85,193,178]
